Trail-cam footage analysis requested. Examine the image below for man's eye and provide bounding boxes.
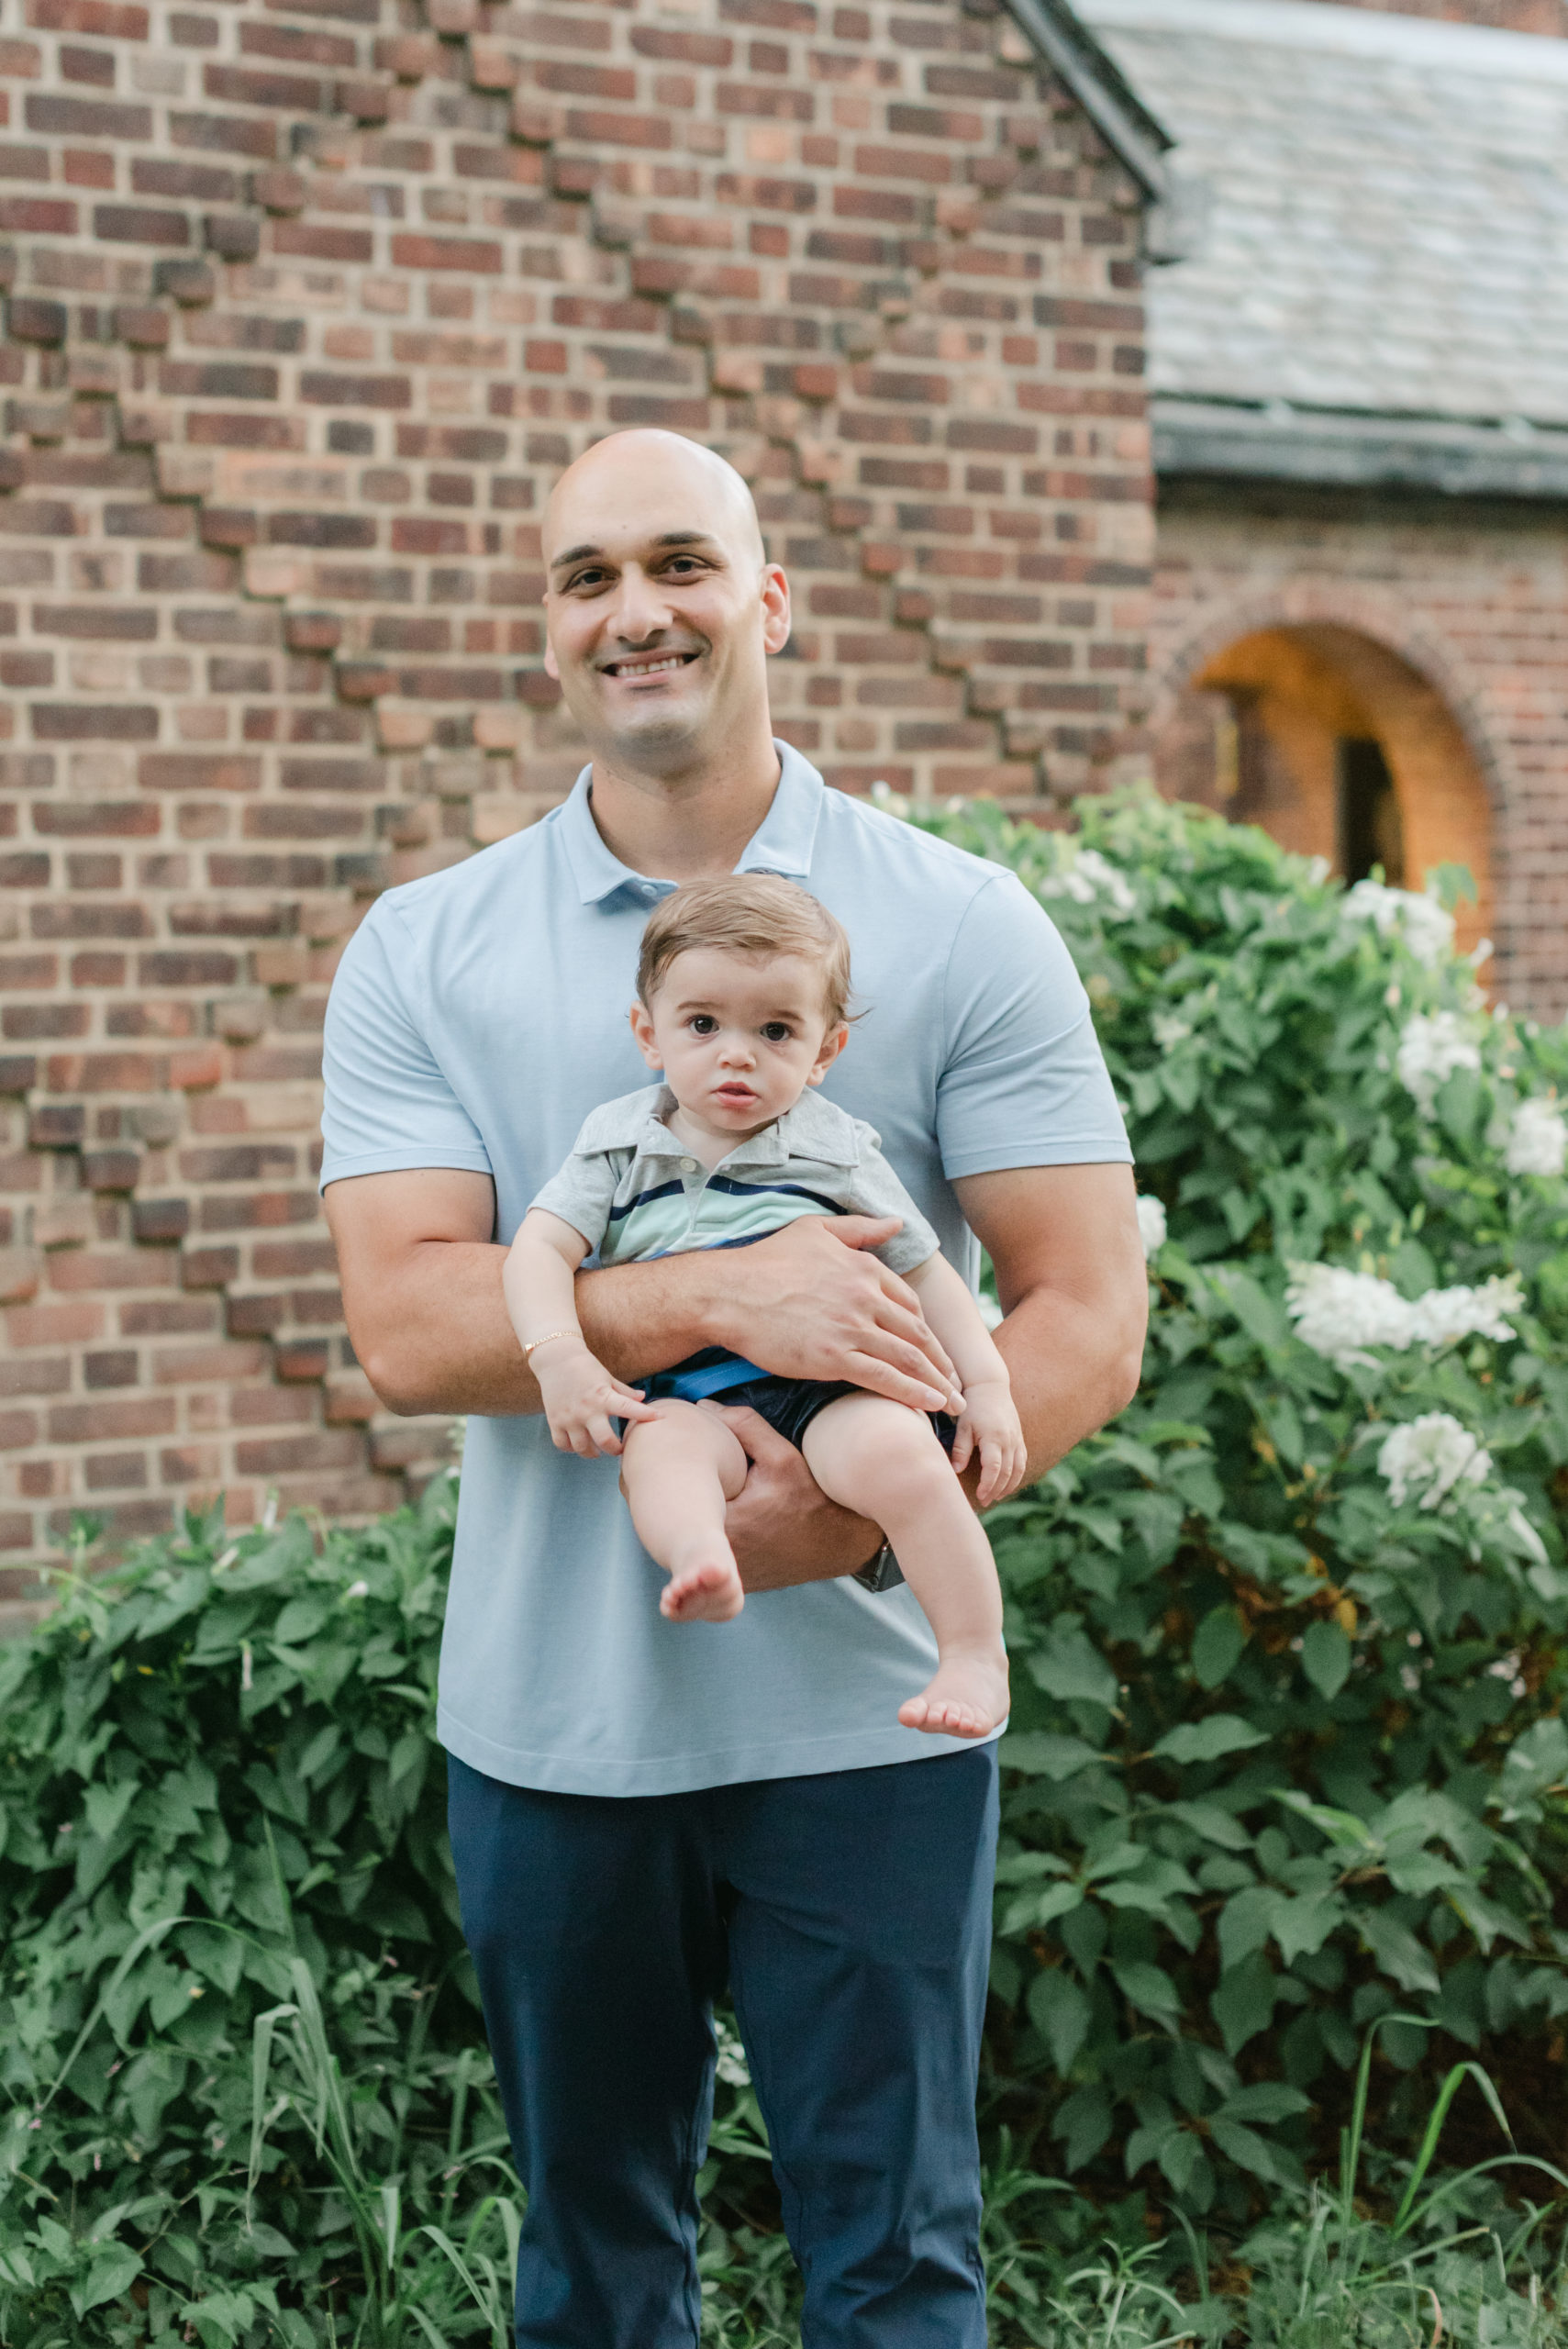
[567,568,609,591]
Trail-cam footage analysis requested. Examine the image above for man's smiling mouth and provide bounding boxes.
[601,651,699,679]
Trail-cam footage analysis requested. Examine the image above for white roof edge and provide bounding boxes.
[1075,0,1568,81]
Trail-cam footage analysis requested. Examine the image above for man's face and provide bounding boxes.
[541,437,790,774]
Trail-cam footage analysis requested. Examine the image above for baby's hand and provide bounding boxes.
[951,1375,1028,1507]
[532,1339,661,1459]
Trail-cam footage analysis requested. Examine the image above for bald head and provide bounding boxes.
[542,429,764,573]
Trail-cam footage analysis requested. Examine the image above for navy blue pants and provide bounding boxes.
[447,1746,999,2348]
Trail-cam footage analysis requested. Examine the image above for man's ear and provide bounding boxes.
[543,630,560,683]
[628,1000,663,1072]
[806,1021,850,1087]
[761,563,791,658]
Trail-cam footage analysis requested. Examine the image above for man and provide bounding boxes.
[321,429,1146,2346]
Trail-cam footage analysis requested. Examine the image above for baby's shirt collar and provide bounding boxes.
[573,1082,862,1170]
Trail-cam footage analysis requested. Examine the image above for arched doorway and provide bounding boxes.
[1153,622,1496,961]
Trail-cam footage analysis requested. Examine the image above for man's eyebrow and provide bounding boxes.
[548,529,720,573]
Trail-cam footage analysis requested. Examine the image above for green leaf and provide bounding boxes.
[1208,2116,1300,2186]
[999,1732,1105,1781]
[1152,1715,1270,1765]
[1300,1620,1351,1701]
[1169,1801,1254,1852]
[1112,1959,1182,2031]
[1053,2083,1114,2173]
[70,2243,142,2319]
[1191,1606,1246,1690]
[1029,1628,1118,1713]
[1211,1954,1279,2056]
[997,1880,1084,1939]
[1027,1968,1091,2076]
[1356,1909,1440,1995]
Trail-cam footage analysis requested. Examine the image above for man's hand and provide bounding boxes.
[706,1216,961,1413]
[706,1403,884,1593]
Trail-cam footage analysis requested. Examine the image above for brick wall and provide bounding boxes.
[0,0,1153,1583]
[1148,484,1568,1017]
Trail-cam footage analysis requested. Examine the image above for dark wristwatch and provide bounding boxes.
[851,1541,905,1594]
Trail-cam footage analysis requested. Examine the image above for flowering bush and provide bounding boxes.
[906,791,1568,2216]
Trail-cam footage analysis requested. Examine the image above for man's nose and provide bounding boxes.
[607,564,673,642]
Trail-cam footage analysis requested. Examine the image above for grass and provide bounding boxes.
[241,1976,1568,2349]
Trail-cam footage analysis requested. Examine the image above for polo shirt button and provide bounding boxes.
[680,1156,696,1173]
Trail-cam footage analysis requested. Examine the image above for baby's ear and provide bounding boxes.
[807,1020,851,1085]
[628,998,663,1070]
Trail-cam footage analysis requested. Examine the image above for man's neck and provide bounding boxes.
[585,735,782,883]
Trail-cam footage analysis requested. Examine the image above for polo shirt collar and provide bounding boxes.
[557,740,824,907]
[581,1080,861,1169]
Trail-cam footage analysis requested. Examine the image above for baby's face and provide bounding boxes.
[630,947,846,1139]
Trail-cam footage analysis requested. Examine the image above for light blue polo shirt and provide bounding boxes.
[320,744,1131,1796]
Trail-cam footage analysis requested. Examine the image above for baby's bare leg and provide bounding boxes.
[619,1399,750,1623]
[803,1392,1008,1737]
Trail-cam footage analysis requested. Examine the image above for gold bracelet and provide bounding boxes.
[522,1330,578,1359]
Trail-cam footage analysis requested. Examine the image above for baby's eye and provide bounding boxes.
[761,1022,793,1043]
[689,1015,717,1035]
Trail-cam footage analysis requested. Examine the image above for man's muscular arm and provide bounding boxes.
[952,1161,1148,1481]
[324,1166,959,1420]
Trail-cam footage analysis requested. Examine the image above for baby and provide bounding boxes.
[504,874,1020,1739]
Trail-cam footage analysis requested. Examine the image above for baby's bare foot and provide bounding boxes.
[662,1554,745,1624]
[898,1648,1009,1739]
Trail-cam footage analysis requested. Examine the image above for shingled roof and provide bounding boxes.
[1075,0,1568,495]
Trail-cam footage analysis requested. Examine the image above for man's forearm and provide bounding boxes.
[993,1283,1144,1481]
[359,1241,728,1418]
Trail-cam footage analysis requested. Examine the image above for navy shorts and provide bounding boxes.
[631,1369,957,1457]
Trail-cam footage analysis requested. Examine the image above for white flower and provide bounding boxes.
[1038,847,1137,917]
[1135,1196,1168,1259]
[1343,879,1455,970]
[344,1579,370,1600]
[1396,1010,1481,1113]
[1505,1097,1568,1179]
[1407,1273,1521,1348]
[1151,1011,1193,1051]
[714,2019,751,2087]
[1285,1264,1416,1364]
[1284,1264,1521,1367]
[1377,1412,1491,1510]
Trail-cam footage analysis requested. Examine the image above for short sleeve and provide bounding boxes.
[319,900,493,1188]
[528,1150,621,1255]
[936,873,1132,1178]
[847,1130,943,1275]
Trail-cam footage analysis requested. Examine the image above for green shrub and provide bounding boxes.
[0,1483,519,2346]
[900,791,1568,2220]
[6,791,1568,2343]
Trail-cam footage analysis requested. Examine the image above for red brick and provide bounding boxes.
[0,0,1187,1560]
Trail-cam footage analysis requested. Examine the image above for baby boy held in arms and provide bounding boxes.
[503,874,1020,1740]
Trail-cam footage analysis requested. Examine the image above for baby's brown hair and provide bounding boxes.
[637,874,853,1029]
